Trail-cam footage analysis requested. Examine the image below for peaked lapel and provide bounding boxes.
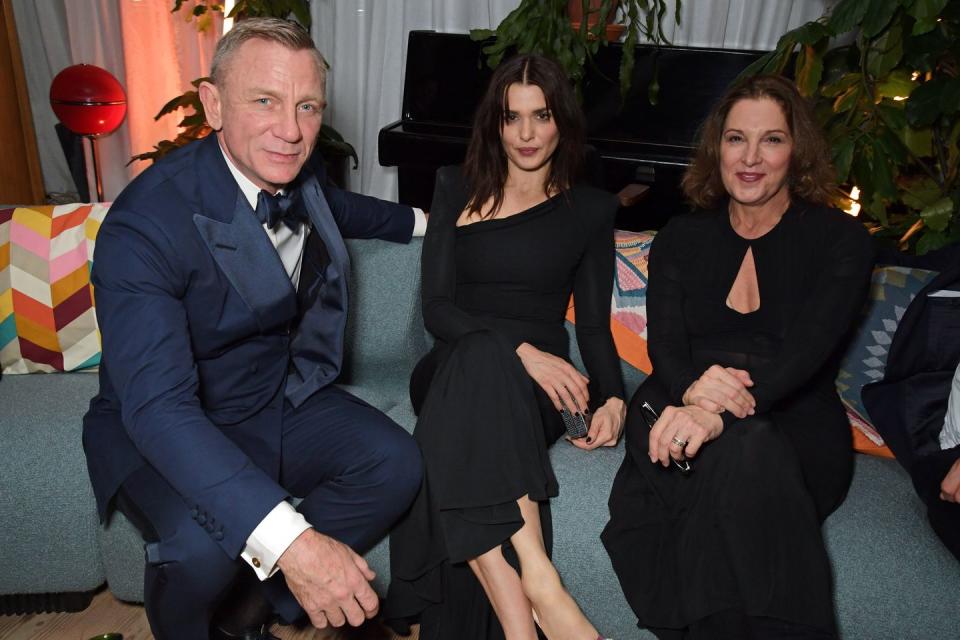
[285,175,352,406]
[300,174,350,284]
[191,135,297,332]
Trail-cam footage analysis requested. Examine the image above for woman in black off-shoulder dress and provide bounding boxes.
[602,75,876,640]
[385,55,624,640]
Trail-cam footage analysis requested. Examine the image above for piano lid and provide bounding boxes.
[381,30,764,168]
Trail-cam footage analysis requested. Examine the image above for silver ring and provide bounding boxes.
[671,436,688,448]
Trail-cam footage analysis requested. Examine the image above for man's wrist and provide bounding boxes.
[241,502,311,580]
[412,208,427,237]
[276,527,315,572]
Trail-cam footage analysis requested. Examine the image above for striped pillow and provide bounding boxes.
[0,204,108,373]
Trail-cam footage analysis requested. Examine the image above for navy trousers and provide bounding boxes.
[116,385,422,639]
[912,446,960,562]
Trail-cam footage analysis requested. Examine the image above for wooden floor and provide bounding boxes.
[0,589,418,640]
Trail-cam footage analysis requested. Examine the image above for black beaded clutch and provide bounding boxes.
[560,406,591,439]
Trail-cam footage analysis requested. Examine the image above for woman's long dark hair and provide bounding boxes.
[463,54,585,219]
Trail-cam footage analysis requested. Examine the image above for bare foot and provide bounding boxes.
[521,561,599,640]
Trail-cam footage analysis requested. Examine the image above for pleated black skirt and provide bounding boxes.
[385,330,565,640]
[601,374,853,638]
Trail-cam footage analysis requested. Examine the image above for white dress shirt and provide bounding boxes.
[940,360,960,451]
[218,145,424,579]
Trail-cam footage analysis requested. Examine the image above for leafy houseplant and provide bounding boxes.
[470,0,681,101]
[134,0,358,182]
[173,0,311,27]
[744,0,959,254]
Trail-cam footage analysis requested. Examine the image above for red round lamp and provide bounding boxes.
[49,64,127,201]
[50,64,127,136]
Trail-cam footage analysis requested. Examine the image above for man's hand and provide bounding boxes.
[277,529,378,629]
[940,458,960,503]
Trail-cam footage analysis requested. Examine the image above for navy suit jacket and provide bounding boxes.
[863,251,960,472]
[82,134,413,558]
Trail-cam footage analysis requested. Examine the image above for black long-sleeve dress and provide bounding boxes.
[385,166,624,639]
[601,202,876,638]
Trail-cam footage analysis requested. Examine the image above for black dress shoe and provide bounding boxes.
[209,616,279,640]
[209,569,278,640]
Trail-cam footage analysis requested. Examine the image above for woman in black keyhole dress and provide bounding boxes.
[601,75,876,640]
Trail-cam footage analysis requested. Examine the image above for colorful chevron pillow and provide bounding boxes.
[0,204,108,373]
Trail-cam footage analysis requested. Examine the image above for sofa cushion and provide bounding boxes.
[0,205,107,374]
[341,237,427,397]
[566,230,654,399]
[0,373,105,594]
[836,265,938,453]
[608,230,655,373]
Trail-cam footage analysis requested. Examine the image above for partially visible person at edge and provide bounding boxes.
[384,53,625,640]
[862,238,960,563]
[602,74,876,640]
[82,18,426,640]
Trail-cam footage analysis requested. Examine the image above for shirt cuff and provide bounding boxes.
[412,208,427,237]
[241,501,312,580]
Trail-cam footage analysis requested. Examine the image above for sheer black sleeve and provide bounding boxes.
[646,217,700,404]
[572,190,625,402]
[748,213,876,414]
[420,167,491,342]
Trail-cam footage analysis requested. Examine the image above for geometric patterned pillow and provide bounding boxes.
[836,265,938,448]
[0,204,108,373]
[566,229,655,392]
[609,229,655,374]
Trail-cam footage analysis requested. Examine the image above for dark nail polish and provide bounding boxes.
[586,436,593,444]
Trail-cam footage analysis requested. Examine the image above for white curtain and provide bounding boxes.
[12,0,220,202]
[312,0,833,202]
[11,0,74,199]
[658,0,831,48]
[61,0,131,202]
[311,0,517,201]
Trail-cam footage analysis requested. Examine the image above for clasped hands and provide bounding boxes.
[648,365,757,467]
[515,342,625,450]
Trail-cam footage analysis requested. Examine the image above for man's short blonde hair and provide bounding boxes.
[210,17,328,89]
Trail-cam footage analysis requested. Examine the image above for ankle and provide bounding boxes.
[520,561,564,605]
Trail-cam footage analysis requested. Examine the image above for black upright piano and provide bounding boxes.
[379,31,764,230]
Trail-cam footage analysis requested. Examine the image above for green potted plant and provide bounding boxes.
[743,0,959,254]
[470,0,681,100]
[134,0,358,186]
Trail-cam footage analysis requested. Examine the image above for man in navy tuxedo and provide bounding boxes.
[82,18,423,639]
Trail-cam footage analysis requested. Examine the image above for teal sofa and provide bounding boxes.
[1,236,958,638]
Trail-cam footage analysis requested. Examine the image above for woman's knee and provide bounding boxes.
[726,416,784,467]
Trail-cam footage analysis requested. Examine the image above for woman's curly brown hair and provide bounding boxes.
[681,74,838,210]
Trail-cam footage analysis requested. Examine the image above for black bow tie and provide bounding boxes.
[255,188,309,231]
